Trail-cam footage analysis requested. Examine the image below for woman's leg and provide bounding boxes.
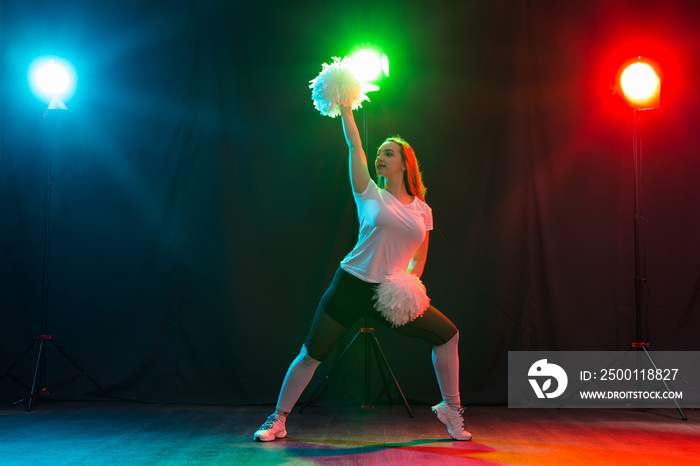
[390,305,461,407]
[432,331,460,409]
[254,311,348,442]
[386,306,471,440]
[255,269,373,441]
[390,304,457,345]
[275,312,348,415]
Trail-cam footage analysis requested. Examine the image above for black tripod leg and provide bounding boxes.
[370,338,395,406]
[369,331,403,408]
[369,331,413,418]
[27,338,47,411]
[641,347,687,421]
[48,339,110,397]
[299,330,362,414]
[0,341,37,389]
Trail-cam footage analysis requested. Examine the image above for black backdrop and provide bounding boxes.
[1,0,699,406]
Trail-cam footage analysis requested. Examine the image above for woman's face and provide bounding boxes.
[375,141,404,179]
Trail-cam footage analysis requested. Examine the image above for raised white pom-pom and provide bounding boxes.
[309,57,369,118]
[374,270,431,327]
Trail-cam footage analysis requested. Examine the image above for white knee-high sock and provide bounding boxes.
[432,332,461,409]
[275,344,321,414]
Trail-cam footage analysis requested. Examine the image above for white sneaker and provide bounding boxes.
[253,414,287,442]
[431,401,472,441]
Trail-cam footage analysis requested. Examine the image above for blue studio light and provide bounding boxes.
[28,56,77,109]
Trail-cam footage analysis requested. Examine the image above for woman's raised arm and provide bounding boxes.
[340,106,370,194]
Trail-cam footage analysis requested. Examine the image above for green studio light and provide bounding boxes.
[348,49,389,92]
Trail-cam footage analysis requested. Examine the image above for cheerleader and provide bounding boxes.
[253,100,471,442]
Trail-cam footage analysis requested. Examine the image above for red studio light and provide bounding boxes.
[619,57,661,110]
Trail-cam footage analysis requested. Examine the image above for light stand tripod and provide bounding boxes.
[299,326,414,417]
[300,105,413,418]
[629,108,685,420]
[560,109,687,419]
[0,109,109,410]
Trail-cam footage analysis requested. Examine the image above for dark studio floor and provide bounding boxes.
[0,400,698,465]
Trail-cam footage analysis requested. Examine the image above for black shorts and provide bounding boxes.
[304,268,458,360]
[319,267,379,328]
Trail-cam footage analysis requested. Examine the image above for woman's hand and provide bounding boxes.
[341,106,370,194]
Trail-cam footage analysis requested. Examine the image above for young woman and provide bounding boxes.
[253,106,471,442]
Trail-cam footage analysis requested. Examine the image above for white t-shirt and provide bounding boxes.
[340,180,433,283]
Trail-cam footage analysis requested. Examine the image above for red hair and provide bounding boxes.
[377,136,427,202]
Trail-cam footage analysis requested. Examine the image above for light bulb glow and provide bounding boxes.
[621,63,659,101]
[35,62,70,96]
[348,49,388,83]
[28,56,77,107]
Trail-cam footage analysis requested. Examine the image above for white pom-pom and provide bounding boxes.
[309,57,369,118]
[373,270,431,327]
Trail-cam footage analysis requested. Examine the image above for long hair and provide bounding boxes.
[377,136,427,202]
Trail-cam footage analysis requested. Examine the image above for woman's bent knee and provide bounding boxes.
[298,344,322,366]
[303,343,326,362]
